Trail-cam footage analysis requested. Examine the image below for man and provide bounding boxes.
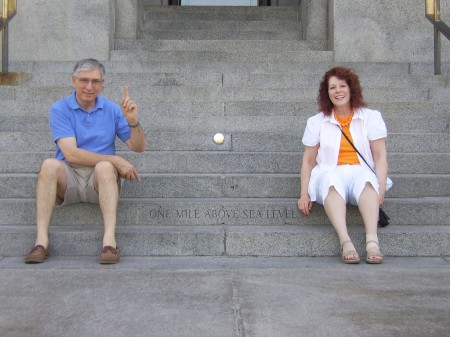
[24,59,147,264]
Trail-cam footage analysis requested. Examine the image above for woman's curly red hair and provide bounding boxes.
[317,67,366,116]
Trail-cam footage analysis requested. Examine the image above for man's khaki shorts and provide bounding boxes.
[58,162,122,207]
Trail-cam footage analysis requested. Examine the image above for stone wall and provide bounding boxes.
[3,0,450,63]
[329,0,450,63]
[8,0,115,62]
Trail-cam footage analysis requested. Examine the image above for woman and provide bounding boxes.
[298,67,391,264]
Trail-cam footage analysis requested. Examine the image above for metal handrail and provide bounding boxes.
[1,0,17,73]
[425,0,450,74]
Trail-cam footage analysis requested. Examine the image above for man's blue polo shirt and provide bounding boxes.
[49,92,131,161]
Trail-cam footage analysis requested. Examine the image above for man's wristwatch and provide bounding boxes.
[129,121,140,128]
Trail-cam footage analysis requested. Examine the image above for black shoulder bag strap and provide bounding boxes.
[337,125,375,174]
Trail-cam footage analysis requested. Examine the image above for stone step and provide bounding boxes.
[14,71,448,90]
[1,131,448,153]
[222,73,449,89]
[1,85,445,104]
[218,101,449,118]
[0,106,450,135]
[1,152,449,175]
[141,7,303,39]
[0,197,449,226]
[140,5,303,41]
[2,224,449,257]
[114,38,326,52]
[143,6,300,22]
[2,173,449,199]
[109,50,334,62]
[0,104,448,135]
[138,28,302,41]
[141,20,302,34]
[1,98,448,132]
[9,61,450,76]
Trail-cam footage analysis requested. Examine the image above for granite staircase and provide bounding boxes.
[0,5,449,258]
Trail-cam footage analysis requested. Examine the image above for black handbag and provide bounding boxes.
[378,207,390,227]
[337,125,390,227]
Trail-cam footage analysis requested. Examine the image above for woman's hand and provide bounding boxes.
[298,194,312,216]
[378,186,386,205]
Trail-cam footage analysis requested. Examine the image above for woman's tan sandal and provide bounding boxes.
[366,240,383,264]
[340,241,360,264]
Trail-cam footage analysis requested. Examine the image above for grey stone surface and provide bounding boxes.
[114,0,142,39]
[8,60,417,76]
[141,19,302,35]
[141,29,302,41]
[6,1,450,64]
[115,38,326,52]
[0,151,303,174]
[144,5,299,22]
[331,0,450,63]
[225,225,450,257]
[3,224,450,257]
[0,198,449,227]
[3,70,450,91]
[1,173,449,199]
[303,0,328,42]
[0,256,449,337]
[1,130,448,153]
[223,73,449,89]
[110,49,334,62]
[0,110,447,135]
[21,72,223,87]
[388,153,450,174]
[9,0,114,62]
[1,84,444,106]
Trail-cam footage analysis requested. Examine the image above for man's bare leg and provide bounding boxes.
[35,158,67,248]
[94,161,120,249]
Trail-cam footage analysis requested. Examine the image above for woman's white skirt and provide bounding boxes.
[311,164,380,206]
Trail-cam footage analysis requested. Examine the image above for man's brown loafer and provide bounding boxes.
[99,246,120,264]
[24,245,49,263]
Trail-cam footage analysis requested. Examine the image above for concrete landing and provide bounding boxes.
[1,256,449,337]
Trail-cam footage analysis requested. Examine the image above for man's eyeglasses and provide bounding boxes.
[75,77,104,87]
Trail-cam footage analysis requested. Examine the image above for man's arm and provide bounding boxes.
[121,86,147,153]
[58,137,140,181]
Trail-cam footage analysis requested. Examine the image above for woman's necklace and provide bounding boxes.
[335,110,354,127]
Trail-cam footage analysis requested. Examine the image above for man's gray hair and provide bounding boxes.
[72,58,105,78]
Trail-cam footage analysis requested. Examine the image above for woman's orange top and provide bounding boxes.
[335,113,360,165]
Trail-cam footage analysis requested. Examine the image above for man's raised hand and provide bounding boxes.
[120,86,138,123]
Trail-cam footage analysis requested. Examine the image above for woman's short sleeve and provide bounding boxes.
[302,113,322,147]
[366,109,387,141]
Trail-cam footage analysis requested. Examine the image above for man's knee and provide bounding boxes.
[94,161,118,182]
[39,158,65,178]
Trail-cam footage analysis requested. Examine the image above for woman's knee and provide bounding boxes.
[354,181,378,203]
